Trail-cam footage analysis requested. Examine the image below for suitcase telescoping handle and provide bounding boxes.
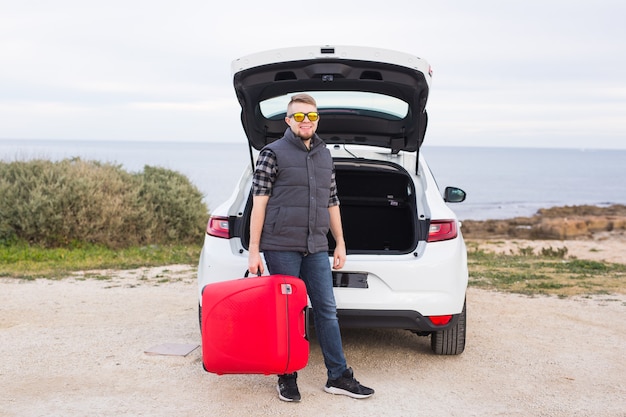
[303,303,309,342]
[243,270,309,342]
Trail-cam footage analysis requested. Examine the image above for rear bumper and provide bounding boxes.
[336,308,462,332]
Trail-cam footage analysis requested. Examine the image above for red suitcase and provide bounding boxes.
[201,274,309,375]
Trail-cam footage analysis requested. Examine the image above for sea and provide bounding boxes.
[2,139,625,221]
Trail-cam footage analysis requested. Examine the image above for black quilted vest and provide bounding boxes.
[260,128,334,254]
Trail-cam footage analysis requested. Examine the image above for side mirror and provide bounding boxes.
[444,186,466,203]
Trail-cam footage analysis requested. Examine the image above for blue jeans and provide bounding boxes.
[263,250,347,379]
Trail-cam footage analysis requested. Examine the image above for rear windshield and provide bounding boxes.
[260,91,409,119]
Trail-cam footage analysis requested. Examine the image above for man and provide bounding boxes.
[248,93,375,402]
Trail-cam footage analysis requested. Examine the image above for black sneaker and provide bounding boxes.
[324,367,374,399]
[277,372,301,402]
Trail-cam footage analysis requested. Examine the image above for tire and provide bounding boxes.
[431,300,466,355]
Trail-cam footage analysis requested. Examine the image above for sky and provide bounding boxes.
[1,0,625,149]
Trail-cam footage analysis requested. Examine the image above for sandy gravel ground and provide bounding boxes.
[1,238,625,417]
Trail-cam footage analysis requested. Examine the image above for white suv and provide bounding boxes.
[198,45,468,355]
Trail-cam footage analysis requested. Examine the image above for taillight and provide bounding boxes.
[207,216,230,239]
[427,219,458,242]
[428,315,452,326]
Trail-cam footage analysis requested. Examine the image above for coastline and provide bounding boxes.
[461,204,626,240]
[462,204,626,266]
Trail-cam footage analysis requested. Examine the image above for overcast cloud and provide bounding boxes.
[1,0,625,148]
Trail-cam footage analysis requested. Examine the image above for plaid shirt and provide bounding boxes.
[252,148,340,207]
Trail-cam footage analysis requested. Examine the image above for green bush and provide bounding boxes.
[140,165,208,244]
[0,158,209,248]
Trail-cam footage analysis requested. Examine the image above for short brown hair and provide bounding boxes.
[288,93,317,111]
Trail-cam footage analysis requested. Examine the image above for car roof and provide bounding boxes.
[232,45,432,153]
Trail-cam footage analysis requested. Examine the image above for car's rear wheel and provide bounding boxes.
[430,300,466,355]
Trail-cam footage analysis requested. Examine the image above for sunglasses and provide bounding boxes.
[288,112,319,122]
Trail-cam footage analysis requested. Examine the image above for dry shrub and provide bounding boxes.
[0,159,208,248]
[139,165,208,244]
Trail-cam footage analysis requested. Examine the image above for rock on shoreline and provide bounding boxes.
[461,204,626,240]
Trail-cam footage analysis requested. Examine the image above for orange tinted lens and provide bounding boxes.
[292,112,305,122]
[306,112,319,122]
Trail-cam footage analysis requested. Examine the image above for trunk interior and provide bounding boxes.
[239,158,420,254]
[330,159,419,254]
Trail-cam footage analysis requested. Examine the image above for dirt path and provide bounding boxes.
[1,263,625,417]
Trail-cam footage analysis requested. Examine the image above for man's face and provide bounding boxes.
[285,102,318,140]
